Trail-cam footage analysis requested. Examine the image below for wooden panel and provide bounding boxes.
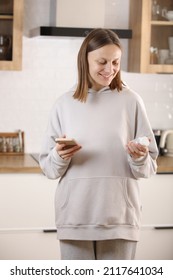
[128,0,143,72]
[12,0,23,70]
[140,0,151,72]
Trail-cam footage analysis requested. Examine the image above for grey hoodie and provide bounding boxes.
[39,86,158,241]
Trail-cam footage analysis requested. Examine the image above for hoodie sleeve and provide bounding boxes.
[127,95,158,179]
[39,101,71,179]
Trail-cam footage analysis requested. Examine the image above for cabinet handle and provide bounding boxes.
[154,226,173,230]
[43,229,56,233]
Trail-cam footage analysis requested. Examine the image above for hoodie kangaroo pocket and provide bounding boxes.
[56,177,137,227]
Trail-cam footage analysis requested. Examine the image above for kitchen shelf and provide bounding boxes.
[0,131,24,155]
[151,20,173,26]
[0,15,13,20]
[0,0,23,71]
[128,0,173,73]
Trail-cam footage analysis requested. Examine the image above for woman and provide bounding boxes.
[39,28,158,260]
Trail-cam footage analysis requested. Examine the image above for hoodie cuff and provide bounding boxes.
[52,147,71,164]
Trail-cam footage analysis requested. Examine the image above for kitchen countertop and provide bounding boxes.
[0,154,173,174]
[0,154,41,173]
[156,156,173,174]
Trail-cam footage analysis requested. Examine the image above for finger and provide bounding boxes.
[59,146,81,159]
[127,144,147,158]
[129,142,148,154]
[56,143,66,151]
[127,142,138,154]
[138,144,149,153]
[64,146,81,156]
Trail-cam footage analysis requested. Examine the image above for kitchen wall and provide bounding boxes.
[0,0,173,153]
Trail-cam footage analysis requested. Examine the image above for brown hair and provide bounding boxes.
[73,28,123,102]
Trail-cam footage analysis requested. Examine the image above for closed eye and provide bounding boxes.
[98,60,106,65]
[97,60,119,66]
[113,60,119,65]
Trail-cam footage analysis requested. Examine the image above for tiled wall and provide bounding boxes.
[0,0,172,153]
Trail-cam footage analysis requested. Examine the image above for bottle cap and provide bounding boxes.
[136,136,150,146]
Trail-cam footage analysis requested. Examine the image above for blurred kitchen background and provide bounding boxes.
[0,0,173,260]
[0,0,172,153]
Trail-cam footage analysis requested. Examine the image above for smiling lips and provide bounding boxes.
[99,73,114,80]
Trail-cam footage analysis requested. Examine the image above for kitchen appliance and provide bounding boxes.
[153,129,162,153]
[159,129,173,157]
[30,0,132,38]
[0,35,12,61]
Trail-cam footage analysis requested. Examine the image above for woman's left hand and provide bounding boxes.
[126,141,149,160]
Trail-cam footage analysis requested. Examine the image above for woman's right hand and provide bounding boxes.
[56,138,82,160]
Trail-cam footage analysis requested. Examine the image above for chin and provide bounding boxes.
[101,81,112,87]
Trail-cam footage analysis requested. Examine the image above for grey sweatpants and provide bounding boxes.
[59,239,137,260]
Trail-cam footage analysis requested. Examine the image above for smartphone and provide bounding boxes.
[55,138,77,148]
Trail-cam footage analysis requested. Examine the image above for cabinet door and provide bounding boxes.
[0,174,57,228]
[140,175,173,225]
[136,228,173,259]
[128,0,173,73]
[0,0,23,70]
[137,174,173,259]
[0,232,60,260]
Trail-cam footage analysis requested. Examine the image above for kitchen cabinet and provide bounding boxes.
[0,174,60,260]
[0,0,23,70]
[136,175,173,260]
[0,231,60,260]
[128,0,173,73]
[136,228,173,260]
[0,159,173,259]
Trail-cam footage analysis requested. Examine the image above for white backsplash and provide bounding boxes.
[0,0,172,153]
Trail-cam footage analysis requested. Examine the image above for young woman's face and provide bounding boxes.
[87,44,122,91]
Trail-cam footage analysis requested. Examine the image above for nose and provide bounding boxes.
[104,62,113,74]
